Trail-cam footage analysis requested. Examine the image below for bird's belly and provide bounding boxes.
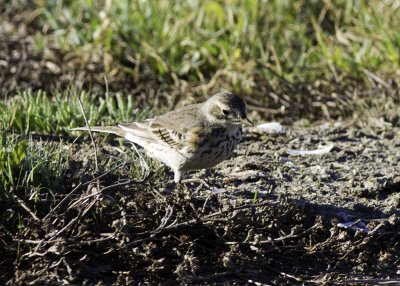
[182,146,236,170]
[180,126,242,170]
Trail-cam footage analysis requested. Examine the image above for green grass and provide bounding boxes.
[34,0,400,90]
[0,88,168,213]
[0,133,70,200]
[0,89,170,134]
[0,133,28,196]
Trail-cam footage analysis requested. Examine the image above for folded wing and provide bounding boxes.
[119,104,204,151]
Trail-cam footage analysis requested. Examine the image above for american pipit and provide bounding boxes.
[72,92,253,183]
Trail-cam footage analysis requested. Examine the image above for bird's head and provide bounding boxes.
[202,92,253,126]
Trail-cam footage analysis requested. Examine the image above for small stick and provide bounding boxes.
[15,196,39,221]
[76,96,99,173]
[43,182,83,221]
[77,95,101,199]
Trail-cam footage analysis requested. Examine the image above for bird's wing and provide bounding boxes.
[119,104,204,150]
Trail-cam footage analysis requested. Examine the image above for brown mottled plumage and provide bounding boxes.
[72,92,253,183]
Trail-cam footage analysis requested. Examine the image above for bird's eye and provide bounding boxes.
[222,109,230,115]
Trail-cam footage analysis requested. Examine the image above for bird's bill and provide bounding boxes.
[240,117,254,126]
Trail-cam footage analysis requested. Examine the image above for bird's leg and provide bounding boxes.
[173,170,184,184]
[204,169,212,184]
[179,168,215,190]
[174,169,213,190]
[173,170,193,191]
[204,169,212,177]
[180,178,211,190]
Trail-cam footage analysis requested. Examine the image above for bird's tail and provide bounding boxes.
[71,126,125,137]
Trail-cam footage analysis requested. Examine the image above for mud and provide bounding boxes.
[2,122,400,285]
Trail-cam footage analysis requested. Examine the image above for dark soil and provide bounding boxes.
[2,123,400,285]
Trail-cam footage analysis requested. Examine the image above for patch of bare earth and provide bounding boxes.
[2,122,399,285]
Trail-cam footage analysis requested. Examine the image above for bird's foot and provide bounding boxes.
[180,178,211,191]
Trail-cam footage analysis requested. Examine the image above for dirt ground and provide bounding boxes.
[1,3,400,284]
[2,121,399,285]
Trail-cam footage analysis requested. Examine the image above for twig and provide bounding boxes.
[13,232,117,246]
[81,193,100,217]
[81,162,128,185]
[15,196,39,221]
[48,215,80,241]
[179,271,236,283]
[76,95,101,221]
[263,267,304,282]
[43,182,83,220]
[338,278,400,285]
[224,223,320,246]
[69,232,118,245]
[13,239,63,244]
[68,179,137,209]
[153,206,176,233]
[258,223,319,244]
[77,96,99,173]
[362,68,391,89]
[131,143,150,180]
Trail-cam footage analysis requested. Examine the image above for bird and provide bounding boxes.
[72,92,253,183]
